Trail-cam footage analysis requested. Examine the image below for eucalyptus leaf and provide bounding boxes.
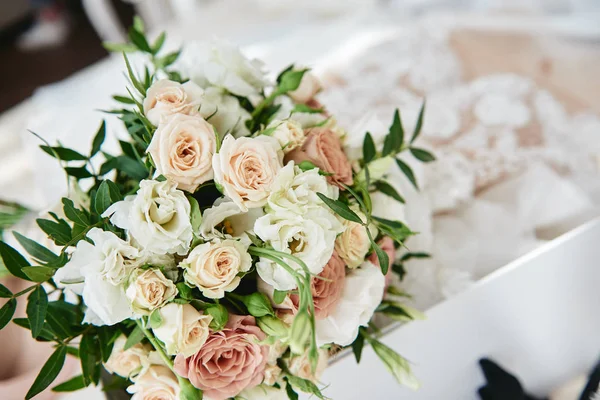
[62,198,90,227]
[13,318,55,341]
[409,147,436,163]
[13,231,59,264]
[395,158,418,189]
[95,180,123,215]
[27,286,48,338]
[123,54,146,96]
[374,181,405,204]
[112,95,136,105]
[90,120,106,157]
[363,132,376,163]
[0,241,32,280]
[52,375,86,392]
[26,346,67,399]
[152,31,166,54]
[0,283,11,298]
[382,109,404,156]
[410,101,426,144]
[372,240,390,275]
[79,332,97,386]
[65,166,93,180]
[0,298,16,329]
[400,252,431,262]
[128,27,152,53]
[316,193,363,224]
[40,146,88,161]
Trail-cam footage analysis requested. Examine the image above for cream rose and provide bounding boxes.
[198,197,264,240]
[143,79,204,126]
[212,135,283,211]
[103,179,193,255]
[288,71,322,104]
[105,334,151,378]
[152,303,212,358]
[127,365,180,400]
[335,208,377,269]
[181,238,251,299]
[266,119,305,153]
[126,268,178,315]
[287,348,328,382]
[147,114,216,192]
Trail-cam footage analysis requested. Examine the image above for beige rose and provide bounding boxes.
[143,79,204,126]
[181,238,251,299]
[266,119,305,153]
[335,208,377,269]
[286,127,353,188]
[152,303,212,358]
[263,364,282,386]
[125,268,178,315]
[287,348,328,382]
[288,71,322,104]
[147,114,217,193]
[105,334,151,378]
[127,365,180,400]
[212,135,283,211]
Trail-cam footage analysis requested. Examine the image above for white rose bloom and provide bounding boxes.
[266,119,305,153]
[127,365,180,400]
[152,303,212,358]
[185,40,268,97]
[198,197,264,239]
[315,263,385,347]
[143,79,204,126]
[147,113,217,192]
[199,87,251,138]
[212,135,283,212]
[335,207,377,269]
[266,162,338,216]
[103,179,193,255]
[342,113,389,161]
[238,384,288,400]
[288,71,322,104]
[54,228,137,326]
[181,237,252,299]
[126,268,178,315]
[105,334,151,378]
[254,208,343,290]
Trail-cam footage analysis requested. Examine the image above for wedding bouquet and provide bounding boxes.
[0,20,434,400]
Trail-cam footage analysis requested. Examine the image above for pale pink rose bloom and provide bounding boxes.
[289,250,346,319]
[286,127,353,188]
[174,315,268,400]
[368,236,395,290]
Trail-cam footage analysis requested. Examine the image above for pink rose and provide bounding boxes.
[286,127,353,188]
[368,236,395,290]
[289,250,346,319]
[174,315,268,400]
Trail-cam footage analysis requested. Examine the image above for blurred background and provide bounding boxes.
[0,1,599,399]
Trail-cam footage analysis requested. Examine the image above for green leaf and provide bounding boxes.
[0,298,16,329]
[123,53,147,96]
[411,101,426,144]
[40,146,88,161]
[176,282,193,300]
[152,31,166,54]
[238,293,274,318]
[351,329,365,363]
[409,147,436,163]
[187,195,202,232]
[13,231,59,264]
[148,309,164,329]
[395,158,418,189]
[116,155,148,180]
[273,290,287,305]
[286,374,325,399]
[257,316,288,337]
[132,15,145,33]
[45,304,75,340]
[102,42,137,53]
[52,375,86,392]
[0,241,31,280]
[400,252,430,262]
[62,198,90,227]
[285,381,299,400]
[363,132,376,163]
[27,286,48,338]
[367,337,419,390]
[382,109,404,156]
[37,218,71,246]
[372,240,390,275]
[112,95,136,105]
[277,69,308,94]
[316,193,363,224]
[13,318,55,341]
[291,104,324,114]
[79,332,97,386]
[158,50,181,68]
[97,326,120,363]
[178,376,203,400]
[206,303,228,331]
[374,181,405,204]
[65,166,93,180]
[124,325,145,350]
[26,345,67,399]
[90,120,106,157]
[23,266,56,282]
[95,180,123,215]
[128,27,152,53]
[0,283,12,298]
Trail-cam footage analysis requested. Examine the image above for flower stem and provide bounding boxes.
[135,319,173,369]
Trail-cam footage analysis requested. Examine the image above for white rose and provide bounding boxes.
[148,114,217,192]
[315,263,385,346]
[287,348,328,382]
[103,179,193,255]
[199,87,251,138]
[254,208,343,290]
[266,162,338,216]
[238,384,288,400]
[198,197,264,240]
[143,79,204,126]
[54,228,136,325]
[266,119,305,153]
[152,303,212,358]
[105,334,151,378]
[126,268,178,315]
[181,238,252,299]
[342,113,389,161]
[212,135,283,212]
[127,365,180,400]
[288,71,322,104]
[184,39,268,97]
[335,208,377,269]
